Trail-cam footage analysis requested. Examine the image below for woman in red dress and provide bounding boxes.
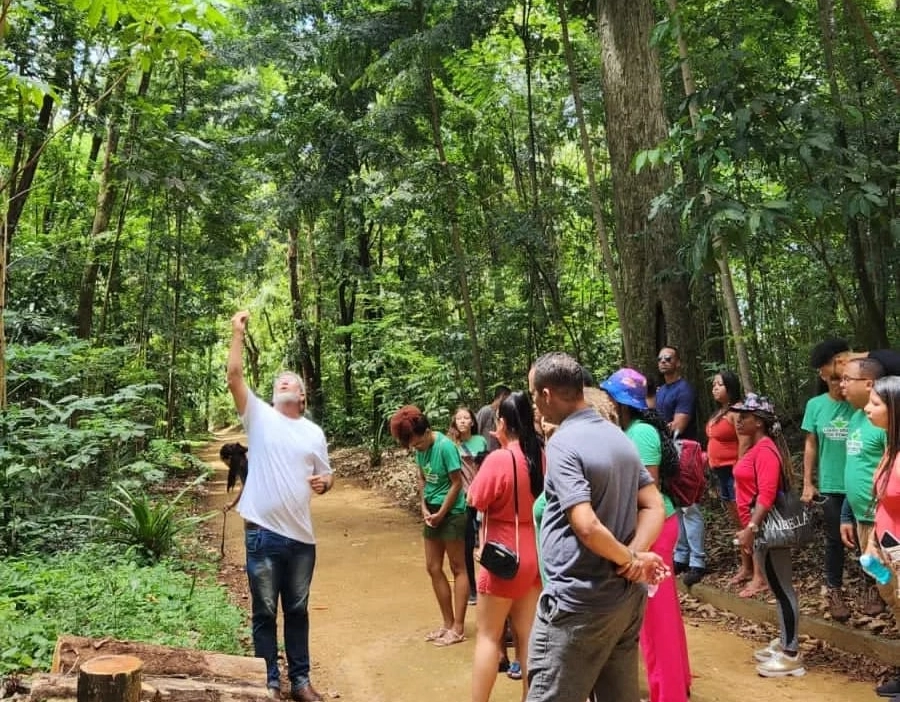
[468,391,544,702]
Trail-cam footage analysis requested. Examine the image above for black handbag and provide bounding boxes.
[760,488,817,549]
[477,450,520,580]
[755,447,817,549]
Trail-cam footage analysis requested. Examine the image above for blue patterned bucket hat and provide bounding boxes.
[600,368,648,411]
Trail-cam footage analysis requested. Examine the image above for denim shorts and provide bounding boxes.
[713,465,736,502]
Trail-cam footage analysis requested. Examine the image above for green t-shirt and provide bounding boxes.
[459,434,488,457]
[416,431,466,514]
[844,409,887,523]
[533,491,548,586]
[625,420,676,518]
[801,393,853,493]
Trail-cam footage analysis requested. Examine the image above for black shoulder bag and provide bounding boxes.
[476,449,521,580]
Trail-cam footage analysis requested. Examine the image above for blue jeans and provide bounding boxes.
[245,526,316,691]
[674,504,706,569]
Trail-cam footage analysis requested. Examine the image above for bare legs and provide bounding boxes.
[472,587,540,702]
[424,537,468,636]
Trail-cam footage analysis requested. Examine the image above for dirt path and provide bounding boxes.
[199,437,880,702]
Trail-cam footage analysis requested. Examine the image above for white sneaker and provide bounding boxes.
[756,651,806,678]
[753,639,783,663]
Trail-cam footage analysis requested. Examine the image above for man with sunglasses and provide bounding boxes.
[655,346,705,586]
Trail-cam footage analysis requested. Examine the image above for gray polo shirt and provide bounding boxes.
[540,407,653,613]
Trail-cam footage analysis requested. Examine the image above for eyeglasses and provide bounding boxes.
[841,375,865,383]
[658,355,674,362]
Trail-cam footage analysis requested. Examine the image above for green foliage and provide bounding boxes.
[86,478,216,564]
[0,339,205,556]
[0,547,247,675]
[4,0,898,459]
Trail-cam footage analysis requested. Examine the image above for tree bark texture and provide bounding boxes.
[557,0,630,361]
[596,0,698,376]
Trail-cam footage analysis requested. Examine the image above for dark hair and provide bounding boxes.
[532,352,584,398]
[389,405,430,447]
[220,442,248,492]
[849,356,885,380]
[873,376,900,503]
[717,369,743,405]
[581,367,595,387]
[753,405,796,490]
[498,391,544,498]
[810,338,849,369]
[632,409,681,497]
[492,385,512,402]
[869,350,900,376]
[448,406,479,442]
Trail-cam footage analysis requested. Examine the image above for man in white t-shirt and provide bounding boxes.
[227,310,333,702]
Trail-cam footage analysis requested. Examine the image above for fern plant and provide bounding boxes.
[96,478,215,563]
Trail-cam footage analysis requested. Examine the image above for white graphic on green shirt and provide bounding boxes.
[823,417,849,441]
[846,428,863,456]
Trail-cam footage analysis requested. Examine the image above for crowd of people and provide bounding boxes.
[223,308,900,702]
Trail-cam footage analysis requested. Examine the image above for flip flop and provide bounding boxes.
[728,572,752,586]
[433,630,466,647]
[424,627,448,641]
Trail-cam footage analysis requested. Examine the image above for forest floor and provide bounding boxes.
[197,432,898,702]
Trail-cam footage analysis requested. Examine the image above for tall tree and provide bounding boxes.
[595,0,698,374]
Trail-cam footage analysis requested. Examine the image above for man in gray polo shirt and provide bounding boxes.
[526,352,667,702]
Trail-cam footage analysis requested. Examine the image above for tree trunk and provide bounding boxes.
[817,0,889,349]
[76,81,126,340]
[287,225,321,416]
[2,93,55,267]
[165,207,184,439]
[422,68,487,401]
[557,0,630,360]
[666,0,752,391]
[51,635,265,681]
[595,0,698,375]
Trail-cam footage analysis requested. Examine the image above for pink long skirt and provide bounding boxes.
[640,514,693,702]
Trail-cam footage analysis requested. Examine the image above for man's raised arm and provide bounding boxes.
[227,310,250,416]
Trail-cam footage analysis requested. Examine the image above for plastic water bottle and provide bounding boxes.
[860,553,892,585]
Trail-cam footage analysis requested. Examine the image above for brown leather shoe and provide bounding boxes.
[290,684,323,702]
[863,584,886,616]
[827,587,851,623]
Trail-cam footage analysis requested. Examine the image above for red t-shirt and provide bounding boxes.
[706,413,739,467]
[732,436,782,527]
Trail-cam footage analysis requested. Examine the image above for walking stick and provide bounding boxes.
[220,508,227,558]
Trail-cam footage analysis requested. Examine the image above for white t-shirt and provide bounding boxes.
[236,393,332,543]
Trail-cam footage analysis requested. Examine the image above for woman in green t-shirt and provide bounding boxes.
[448,406,489,606]
[390,405,469,647]
[601,368,693,702]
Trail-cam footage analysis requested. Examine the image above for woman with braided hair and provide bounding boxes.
[732,394,806,678]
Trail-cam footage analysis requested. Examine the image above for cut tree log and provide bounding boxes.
[51,636,265,683]
[76,656,142,702]
[31,674,272,702]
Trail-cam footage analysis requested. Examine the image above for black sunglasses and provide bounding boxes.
[658,354,674,362]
